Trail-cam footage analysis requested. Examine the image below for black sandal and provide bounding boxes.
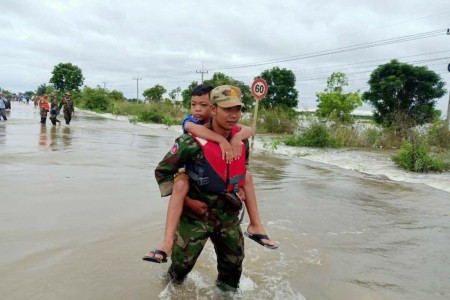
[142,249,168,263]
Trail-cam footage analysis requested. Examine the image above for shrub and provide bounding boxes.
[133,101,185,125]
[362,127,383,148]
[256,108,298,134]
[378,128,404,149]
[392,136,449,173]
[136,109,164,123]
[284,122,335,147]
[331,125,358,147]
[427,120,450,149]
[80,87,110,112]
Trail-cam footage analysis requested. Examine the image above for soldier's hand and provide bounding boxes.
[184,196,207,216]
[237,187,246,201]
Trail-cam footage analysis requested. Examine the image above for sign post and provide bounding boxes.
[251,78,268,138]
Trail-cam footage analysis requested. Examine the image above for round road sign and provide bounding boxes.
[251,78,268,100]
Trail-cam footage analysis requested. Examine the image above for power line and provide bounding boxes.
[210,29,447,71]
[298,57,450,82]
[291,50,450,74]
[102,28,449,94]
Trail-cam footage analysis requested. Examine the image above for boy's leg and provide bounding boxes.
[242,170,276,247]
[144,173,189,261]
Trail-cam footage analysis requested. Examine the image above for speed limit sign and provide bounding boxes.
[251,78,268,100]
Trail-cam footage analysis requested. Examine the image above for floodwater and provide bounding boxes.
[1,104,449,300]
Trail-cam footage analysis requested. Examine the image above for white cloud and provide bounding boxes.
[1,0,449,114]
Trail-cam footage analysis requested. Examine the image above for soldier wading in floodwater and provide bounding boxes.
[153,85,251,291]
[60,92,74,125]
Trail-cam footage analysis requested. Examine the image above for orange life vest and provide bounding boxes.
[39,97,49,110]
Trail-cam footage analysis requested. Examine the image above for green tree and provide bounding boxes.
[109,90,125,101]
[259,67,298,109]
[143,84,166,102]
[168,87,182,102]
[49,62,84,92]
[79,86,109,111]
[36,83,48,96]
[363,59,446,128]
[181,81,200,109]
[35,83,56,96]
[316,72,362,123]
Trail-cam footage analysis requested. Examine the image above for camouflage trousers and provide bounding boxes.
[168,212,245,289]
[40,109,48,118]
[63,112,72,125]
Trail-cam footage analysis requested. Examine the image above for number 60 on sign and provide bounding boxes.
[251,78,268,100]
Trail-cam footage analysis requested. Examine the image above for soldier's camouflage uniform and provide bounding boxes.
[49,98,60,125]
[60,97,74,125]
[155,133,249,289]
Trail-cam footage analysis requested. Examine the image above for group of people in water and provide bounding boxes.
[0,91,75,126]
[37,92,74,126]
[4,84,276,291]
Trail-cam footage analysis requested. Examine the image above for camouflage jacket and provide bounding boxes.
[59,98,74,113]
[50,98,59,113]
[155,133,249,209]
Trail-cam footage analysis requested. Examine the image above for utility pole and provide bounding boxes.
[447,29,450,129]
[196,61,208,83]
[133,76,142,101]
[100,81,106,89]
[446,90,450,130]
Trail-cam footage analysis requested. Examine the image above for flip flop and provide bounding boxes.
[244,231,278,250]
[142,249,168,263]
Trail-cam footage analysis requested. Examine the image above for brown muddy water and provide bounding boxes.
[1,104,449,300]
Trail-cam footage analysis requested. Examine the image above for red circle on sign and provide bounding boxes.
[251,78,268,100]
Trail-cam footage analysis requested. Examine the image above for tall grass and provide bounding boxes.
[254,108,299,134]
[76,87,187,126]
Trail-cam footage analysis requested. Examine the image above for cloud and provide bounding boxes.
[1,0,449,114]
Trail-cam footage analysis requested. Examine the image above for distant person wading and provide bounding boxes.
[0,92,8,121]
[60,92,74,125]
[38,94,50,125]
[49,93,61,125]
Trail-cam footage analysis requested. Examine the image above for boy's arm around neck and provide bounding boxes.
[233,124,254,141]
[184,122,232,162]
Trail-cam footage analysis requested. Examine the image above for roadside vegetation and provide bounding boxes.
[4,60,447,173]
[281,62,449,173]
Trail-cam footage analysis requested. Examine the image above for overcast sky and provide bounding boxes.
[1,0,449,114]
